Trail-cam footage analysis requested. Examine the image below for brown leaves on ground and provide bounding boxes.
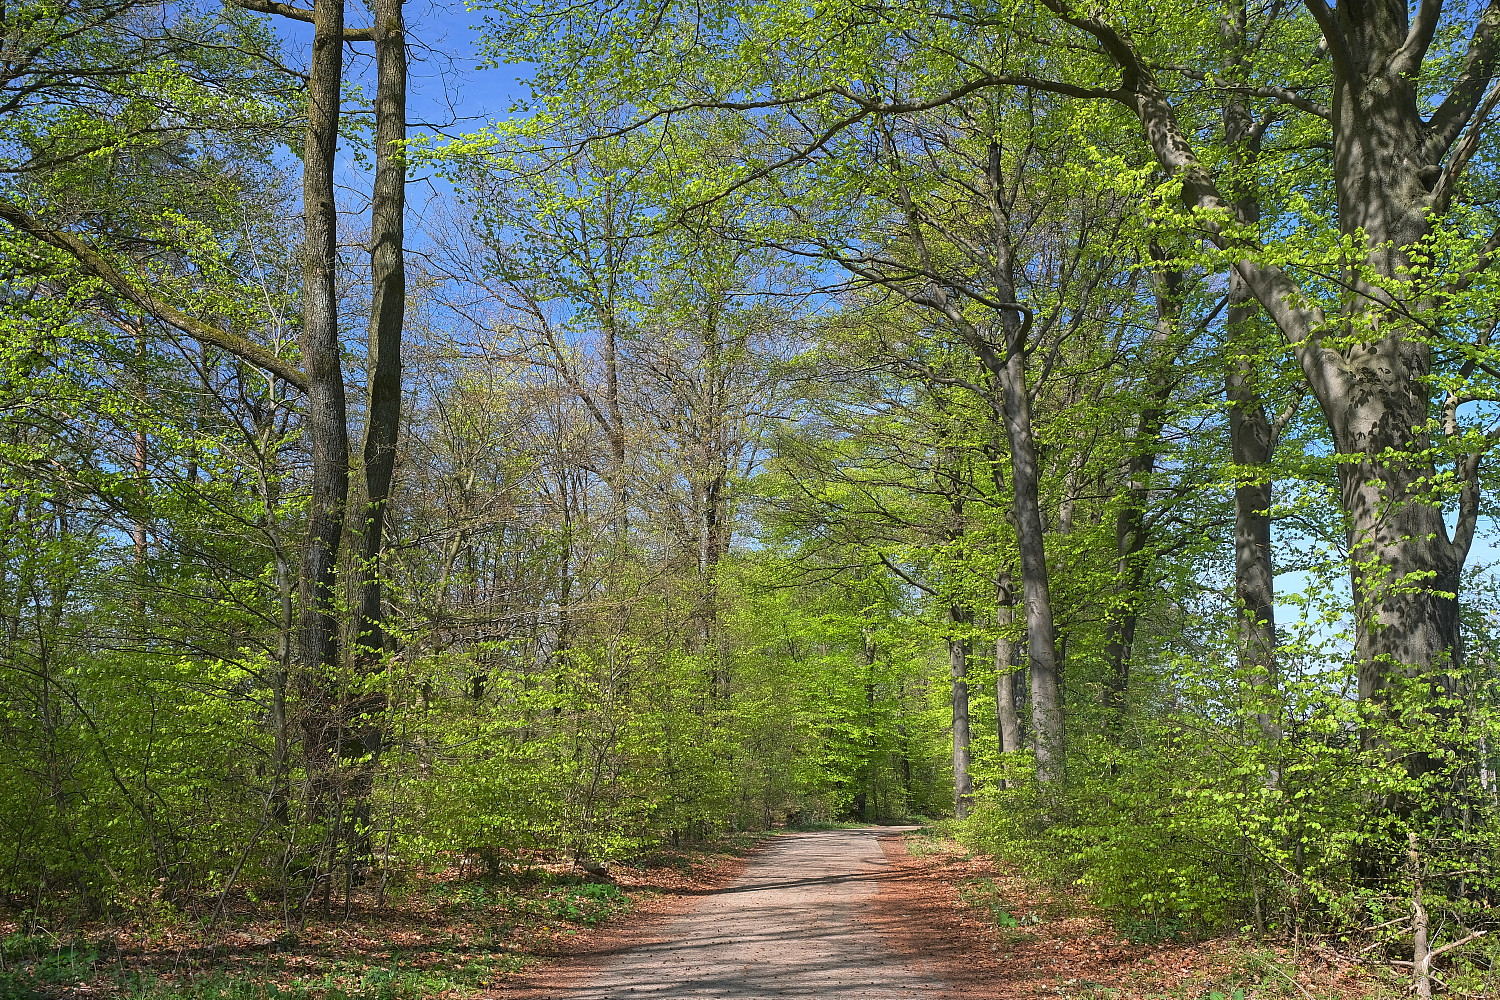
[2,837,768,999]
[867,833,1383,1000]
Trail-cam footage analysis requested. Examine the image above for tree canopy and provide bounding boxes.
[2,1,1499,996]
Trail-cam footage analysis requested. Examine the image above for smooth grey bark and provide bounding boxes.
[1315,3,1475,733]
[1037,0,1499,779]
[936,438,973,815]
[354,0,406,662]
[878,135,1067,785]
[949,605,973,819]
[974,142,1065,784]
[995,571,1022,789]
[996,306,1066,785]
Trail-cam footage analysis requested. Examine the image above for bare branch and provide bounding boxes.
[878,553,937,595]
[1432,76,1500,214]
[1393,0,1444,79]
[229,0,374,41]
[1425,0,1500,160]
[1155,63,1330,119]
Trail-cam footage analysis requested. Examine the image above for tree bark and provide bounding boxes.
[970,144,1066,785]
[1101,261,1180,709]
[297,0,350,770]
[1221,2,1279,735]
[354,0,406,663]
[949,604,973,819]
[998,316,1065,785]
[1321,4,1471,752]
[1038,0,1499,797]
[995,571,1022,759]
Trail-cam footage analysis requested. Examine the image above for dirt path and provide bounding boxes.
[542,828,945,999]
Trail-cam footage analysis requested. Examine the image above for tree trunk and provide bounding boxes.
[995,571,1022,759]
[354,0,406,664]
[949,604,972,819]
[995,314,1065,785]
[1221,5,1279,736]
[1324,7,1467,758]
[1057,1,1493,807]
[1101,261,1180,709]
[297,0,350,774]
[975,144,1066,784]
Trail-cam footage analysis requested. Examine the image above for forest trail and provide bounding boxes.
[549,828,946,998]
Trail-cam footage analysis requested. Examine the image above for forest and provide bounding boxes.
[1,0,1499,997]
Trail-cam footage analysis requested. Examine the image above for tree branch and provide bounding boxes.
[1425,0,1500,160]
[878,553,937,595]
[1302,0,1357,83]
[1393,0,1443,79]
[229,0,373,41]
[0,200,307,392]
[1154,64,1330,119]
[1432,76,1500,214]
[1426,929,1487,962]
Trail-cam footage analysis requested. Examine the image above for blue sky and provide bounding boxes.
[265,2,1500,622]
[272,2,531,142]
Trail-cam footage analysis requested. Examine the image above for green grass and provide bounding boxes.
[0,944,528,1000]
[903,827,967,858]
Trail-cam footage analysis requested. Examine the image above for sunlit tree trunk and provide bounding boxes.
[949,604,972,819]
[995,571,1022,790]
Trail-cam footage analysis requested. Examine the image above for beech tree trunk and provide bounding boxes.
[995,571,1022,759]
[998,319,1065,785]
[980,144,1065,785]
[1100,261,1181,709]
[1321,5,1471,746]
[1041,1,1498,805]
[949,605,972,819]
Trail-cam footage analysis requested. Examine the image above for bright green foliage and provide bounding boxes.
[2,4,1499,996]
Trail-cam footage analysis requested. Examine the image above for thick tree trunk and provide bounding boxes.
[297,0,350,772]
[997,332,1065,784]
[344,0,404,874]
[1326,9,1467,737]
[1058,1,1493,793]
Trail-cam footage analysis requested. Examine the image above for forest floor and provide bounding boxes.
[870,829,1395,1000]
[483,827,1397,1000]
[0,827,1401,1000]
[0,833,768,999]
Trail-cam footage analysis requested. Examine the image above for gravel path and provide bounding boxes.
[558,828,945,999]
